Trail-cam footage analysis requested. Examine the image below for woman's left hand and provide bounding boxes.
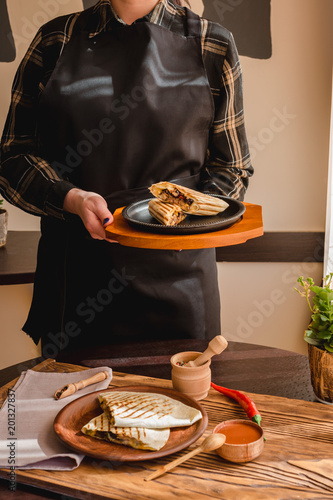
[63,188,114,240]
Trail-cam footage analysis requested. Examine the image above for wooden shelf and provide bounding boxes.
[0,231,39,285]
[0,227,323,286]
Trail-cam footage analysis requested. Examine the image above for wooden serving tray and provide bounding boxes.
[105,202,263,250]
[1,360,333,499]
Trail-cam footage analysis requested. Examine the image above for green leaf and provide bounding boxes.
[316,330,332,340]
[318,323,330,331]
[305,330,320,340]
[311,288,333,303]
[310,285,324,294]
[323,342,333,352]
[310,316,321,328]
[304,337,321,346]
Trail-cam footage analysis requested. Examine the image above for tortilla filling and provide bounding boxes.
[170,211,186,225]
[159,188,194,211]
[83,428,156,450]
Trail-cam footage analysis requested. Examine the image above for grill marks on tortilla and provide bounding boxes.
[98,391,203,428]
[148,198,187,226]
[100,392,175,422]
[81,412,169,450]
[149,181,230,216]
[84,413,147,440]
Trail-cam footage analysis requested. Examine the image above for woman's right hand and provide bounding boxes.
[63,188,114,240]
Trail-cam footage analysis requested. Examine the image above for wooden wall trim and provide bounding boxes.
[0,231,325,285]
[216,232,324,263]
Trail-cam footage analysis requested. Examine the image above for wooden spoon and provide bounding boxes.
[186,335,228,367]
[145,433,226,481]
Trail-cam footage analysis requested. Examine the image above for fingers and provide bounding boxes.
[84,212,107,240]
[82,196,114,240]
[64,188,115,240]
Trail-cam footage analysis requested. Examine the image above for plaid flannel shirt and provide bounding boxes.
[0,0,253,219]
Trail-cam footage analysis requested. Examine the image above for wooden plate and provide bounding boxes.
[105,202,263,250]
[53,385,208,462]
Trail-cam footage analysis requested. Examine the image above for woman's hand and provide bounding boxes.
[63,188,114,240]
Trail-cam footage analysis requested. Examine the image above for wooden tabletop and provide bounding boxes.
[0,340,315,402]
[0,356,332,500]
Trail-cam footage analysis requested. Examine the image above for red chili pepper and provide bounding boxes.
[211,381,262,426]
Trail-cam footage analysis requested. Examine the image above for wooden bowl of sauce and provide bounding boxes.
[213,419,264,463]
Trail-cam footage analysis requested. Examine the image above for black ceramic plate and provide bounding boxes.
[122,195,245,235]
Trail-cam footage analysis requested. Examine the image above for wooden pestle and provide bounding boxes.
[186,335,228,367]
[54,370,110,400]
[145,433,226,481]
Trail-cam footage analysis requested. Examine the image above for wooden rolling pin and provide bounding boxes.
[186,335,228,367]
[54,370,109,400]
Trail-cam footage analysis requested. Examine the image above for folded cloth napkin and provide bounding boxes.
[0,367,112,470]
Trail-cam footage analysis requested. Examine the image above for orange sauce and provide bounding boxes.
[218,422,262,444]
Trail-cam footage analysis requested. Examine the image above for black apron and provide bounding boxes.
[23,7,221,358]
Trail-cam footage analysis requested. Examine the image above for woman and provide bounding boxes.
[0,0,253,359]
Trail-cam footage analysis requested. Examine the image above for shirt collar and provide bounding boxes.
[88,0,174,38]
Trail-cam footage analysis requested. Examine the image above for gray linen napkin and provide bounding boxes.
[0,367,112,470]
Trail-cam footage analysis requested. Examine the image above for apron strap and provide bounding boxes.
[185,8,202,38]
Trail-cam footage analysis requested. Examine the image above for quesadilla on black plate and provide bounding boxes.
[149,181,229,215]
[148,198,187,226]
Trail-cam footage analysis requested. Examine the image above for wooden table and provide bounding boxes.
[0,340,315,401]
[1,344,333,499]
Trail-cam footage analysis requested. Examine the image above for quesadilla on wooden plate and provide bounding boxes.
[148,198,187,226]
[149,181,229,215]
[98,391,202,428]
[81,413,170,451]
[54,386,208,461]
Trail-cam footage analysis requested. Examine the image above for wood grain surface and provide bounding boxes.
[104,202,263,249]
[1,360,333,499]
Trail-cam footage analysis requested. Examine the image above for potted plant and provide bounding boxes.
[0,198,8,247]
[295,274,333,404]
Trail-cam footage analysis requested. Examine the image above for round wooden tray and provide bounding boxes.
[105,202,263,250]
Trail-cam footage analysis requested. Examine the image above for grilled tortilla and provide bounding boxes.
[148,198,187,226]
[98,391,202,428]
[81,413,170,451]
[149,181,229,215]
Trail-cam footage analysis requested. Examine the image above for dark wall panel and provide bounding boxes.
[202,0,272,59]
[0,1,16,62]
[82,0,97,8]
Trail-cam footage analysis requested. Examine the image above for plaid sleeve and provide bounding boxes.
[0,25,75,218]
[200,30,254,201]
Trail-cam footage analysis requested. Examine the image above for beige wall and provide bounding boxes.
[0,0,332,368]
